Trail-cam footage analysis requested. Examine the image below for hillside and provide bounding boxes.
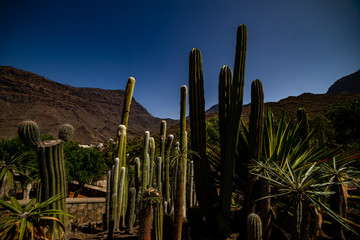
[327,69,360,94]
[0,66,177,144]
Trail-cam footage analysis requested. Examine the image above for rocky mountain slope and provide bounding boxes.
[206,69,360,119]
[0,66,177,144]
[327,69,360,94]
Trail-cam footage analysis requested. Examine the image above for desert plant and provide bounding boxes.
[138,188,161,240]
[319,157,360,239]
[250,159,359,240]
[173,85,187,240]
[0,194,73,240]
[247,213,262,240]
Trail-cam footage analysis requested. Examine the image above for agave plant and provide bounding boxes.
[318,157,360,239]
[250,159,359,240]
[0,152,37,200]
[0,194,73,240]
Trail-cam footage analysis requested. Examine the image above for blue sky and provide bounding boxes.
[1,0,360,119]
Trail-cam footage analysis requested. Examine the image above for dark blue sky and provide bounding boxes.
[1,0,360,119]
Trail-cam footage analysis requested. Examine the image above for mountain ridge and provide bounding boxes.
[0,66,177,144]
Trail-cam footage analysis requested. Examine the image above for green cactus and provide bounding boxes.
[173,85,187,240]
[18,120,41,148]
[135,157,141,193]
[247,213,262,240]
[164,134,174,211]
[247,79,271,240]
[156,157,162,191]
[219,24,247,218]
[18,121,71,238]
[142,131,150,191]
[149,137,156,187]
[248,79,264,163]
[117,166,126,230]
[58,123,74,141]
[121,77,135,129]
[188,48,217,218]
[127,187,136,233]
[109,158,120,237]
[105,170,112,230]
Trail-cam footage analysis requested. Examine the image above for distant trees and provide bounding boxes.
[64,140,106,185]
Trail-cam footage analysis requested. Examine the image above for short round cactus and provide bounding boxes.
[18,120,41,148]
[58,123,74,141]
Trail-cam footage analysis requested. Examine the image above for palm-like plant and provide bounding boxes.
[0,152,37,200]
[0,194,73,240]
[319,157,360,239]
[251,159,359,240]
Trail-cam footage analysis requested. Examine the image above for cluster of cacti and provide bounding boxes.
[18,120,73,237]
[188,24,249,233]
[104,78,198,239]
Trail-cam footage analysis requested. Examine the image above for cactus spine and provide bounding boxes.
[188,48,217,218]
[247,213,262,240]
[173,85,187,240]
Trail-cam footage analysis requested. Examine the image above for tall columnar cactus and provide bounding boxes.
[116,167,126,229]
[247,213,262,240]
[109,158,120,237]
[173,85,187,240]
[156,157,162,191]
[164,134,174,210]
[138,188,161,240]
[219,24,247,220]
[18,121,71,238]
[135,157,141,193]
[105,170,112,230]
[188,48,217,218]
[143,131,150,191]
[159,120,166,183]
[127,187,137,233]
[120,77,135,129]
[248,79,264,163]
[149,137,156,187]
[247,79,271,239]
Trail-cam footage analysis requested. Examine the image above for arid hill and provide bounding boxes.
[327,69,360,94]
[0,66,177,144]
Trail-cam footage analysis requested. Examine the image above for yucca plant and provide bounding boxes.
[319,157,360,239]
[250,159,359,240]
[0,194,74,240]
[0,152,37,200]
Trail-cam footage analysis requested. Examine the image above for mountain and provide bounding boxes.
[0,66,177,144]
[205,69,360,118]
[327,69,360,94]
